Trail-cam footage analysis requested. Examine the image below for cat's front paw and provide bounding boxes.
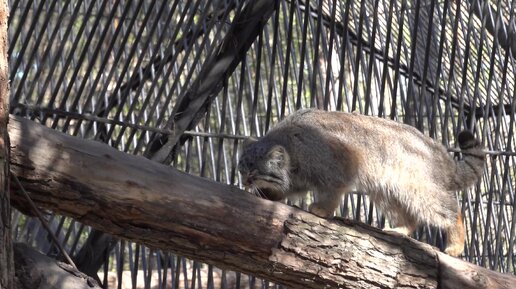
[444,243,464,257]
[383,226,412,235]
[308,203,333,218]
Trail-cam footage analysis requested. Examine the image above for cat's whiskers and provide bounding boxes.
[255,187,269,199]
[243,182,266,199]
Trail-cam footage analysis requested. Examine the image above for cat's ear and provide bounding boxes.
[267,145,288,166]
[243,137,259,148]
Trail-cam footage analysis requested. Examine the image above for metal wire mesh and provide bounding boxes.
[8,0,516,288]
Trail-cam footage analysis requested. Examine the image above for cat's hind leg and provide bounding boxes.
[411,191,464,256]
[371,192,418,236]
[444,211,465,257]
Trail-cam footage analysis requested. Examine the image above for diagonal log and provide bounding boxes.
[149,0,276,163]
[66,0,277,277]
[71,0,263,273]
[8,115,516,289]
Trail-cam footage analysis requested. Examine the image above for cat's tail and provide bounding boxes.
[448,131,485,190]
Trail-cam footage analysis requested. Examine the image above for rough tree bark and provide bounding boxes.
[0,1,12,288]
[8,116,516,289]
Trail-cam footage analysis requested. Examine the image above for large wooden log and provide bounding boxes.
[8,116,516,289]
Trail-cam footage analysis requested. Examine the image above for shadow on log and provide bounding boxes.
[8,115,516,289]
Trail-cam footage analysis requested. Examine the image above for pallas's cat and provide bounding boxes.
[238,109,485,256]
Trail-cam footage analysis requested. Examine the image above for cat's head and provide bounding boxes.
[238,138,291,201]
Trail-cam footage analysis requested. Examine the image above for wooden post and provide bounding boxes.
[0,1,12,288]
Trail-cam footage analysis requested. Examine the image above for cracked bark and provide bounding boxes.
[8,116,516,289]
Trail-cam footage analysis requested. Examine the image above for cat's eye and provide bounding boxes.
[268,159,283,167]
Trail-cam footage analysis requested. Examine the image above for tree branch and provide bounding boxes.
[8,115,516,289]
[13,243,101,289]
[148,0,277,163]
